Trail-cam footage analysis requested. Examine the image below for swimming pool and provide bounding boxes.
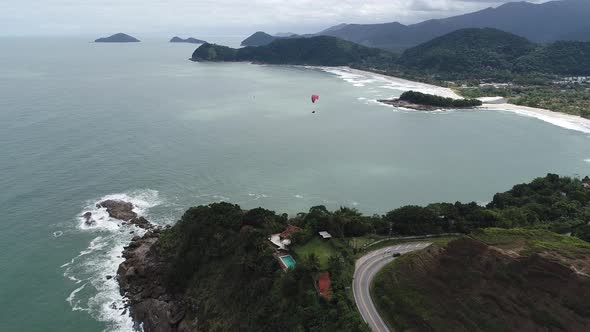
[280,255,296,269]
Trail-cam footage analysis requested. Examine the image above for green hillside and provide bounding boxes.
[192,36,397,66]
[397,28,536,78]
[516,41,590,75]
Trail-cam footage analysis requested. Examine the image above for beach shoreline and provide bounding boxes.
[324,66,590,134]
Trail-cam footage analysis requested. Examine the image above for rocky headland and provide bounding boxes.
[87,199,192,331]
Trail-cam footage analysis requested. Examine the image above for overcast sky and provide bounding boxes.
[0,0,551,37]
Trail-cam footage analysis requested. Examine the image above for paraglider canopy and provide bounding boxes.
[311,94,319,103]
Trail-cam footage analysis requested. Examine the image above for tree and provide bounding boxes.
[385,205,442,235]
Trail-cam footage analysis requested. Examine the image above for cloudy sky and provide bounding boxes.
[0,0,551,36]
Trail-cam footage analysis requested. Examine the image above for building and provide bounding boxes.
[280,224,301,239]
[318,231,332,239]
[315,272,332,300]
[268,224,301,250]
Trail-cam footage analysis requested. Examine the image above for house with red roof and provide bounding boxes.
[268,224,301,250]
[280,224,301,240]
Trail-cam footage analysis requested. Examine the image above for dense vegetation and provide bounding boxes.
[457,84,590,119]
[158,203,368,332]
[392,28,590,81]
[399,90,482,108]
[154,174,590,331]
[372,228,590,331]
[516,41,590,76]
[192,36,397,66]
[397,28,535,79]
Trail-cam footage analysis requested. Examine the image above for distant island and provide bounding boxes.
[95,33,140,43]
[170,36,206,44]
[379,91,482,110]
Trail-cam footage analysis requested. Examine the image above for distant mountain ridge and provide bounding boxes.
[242,0,590,51]
[320,0,590,50]
[229,28,590,80]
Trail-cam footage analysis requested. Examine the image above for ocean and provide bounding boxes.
[1,37,589,331]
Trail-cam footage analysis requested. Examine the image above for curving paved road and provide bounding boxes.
[353,242,431,332]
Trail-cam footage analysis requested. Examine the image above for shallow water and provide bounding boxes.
[1,37,589,331]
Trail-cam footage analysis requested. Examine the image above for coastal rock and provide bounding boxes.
[82,212,95,225]
[378,98,479,111]
[97,200,137,221]
[130,216,151,229]
[117,226,189,332]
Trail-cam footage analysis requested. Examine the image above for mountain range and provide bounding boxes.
[242,0,590,51]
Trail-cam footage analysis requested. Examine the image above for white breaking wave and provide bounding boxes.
[318,66,461,99]
[585,159,590,163]
[63,190,162,332]
[314,66,590,135]
[248,193,269,200]
[483,105,590,134]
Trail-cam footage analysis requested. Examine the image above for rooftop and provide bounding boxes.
[318,231,332,239]
[316,272,332,300]
[280,224,301,239]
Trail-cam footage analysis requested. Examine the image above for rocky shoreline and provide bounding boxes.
[378,98,477,111]
[84,199,192,331]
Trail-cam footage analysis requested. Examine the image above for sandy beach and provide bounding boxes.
[322,66,590,135]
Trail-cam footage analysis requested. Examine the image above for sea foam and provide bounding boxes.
[64,190,162,332]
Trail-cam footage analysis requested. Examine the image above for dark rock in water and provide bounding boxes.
[106,275,113,280]
[97,200,137,221]
[95,33,140,43]
[130,231,135,234]
[170,36,206,44]
[130,216,151,229]
[82,212,95,225]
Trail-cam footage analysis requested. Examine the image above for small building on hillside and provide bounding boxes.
[314,272,332,300]
[281,224,301,240]
[318,231,332,240]
[269,224,301,250]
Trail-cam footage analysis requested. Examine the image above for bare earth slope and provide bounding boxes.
[373,229,590,331]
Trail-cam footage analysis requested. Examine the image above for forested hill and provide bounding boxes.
[395,28,590,79]
[397,28,535,76]
[240,31,277,47]
[192,29,590,80]
[192,36,397,66]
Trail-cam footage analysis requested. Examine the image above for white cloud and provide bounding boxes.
[0,0,552,36]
